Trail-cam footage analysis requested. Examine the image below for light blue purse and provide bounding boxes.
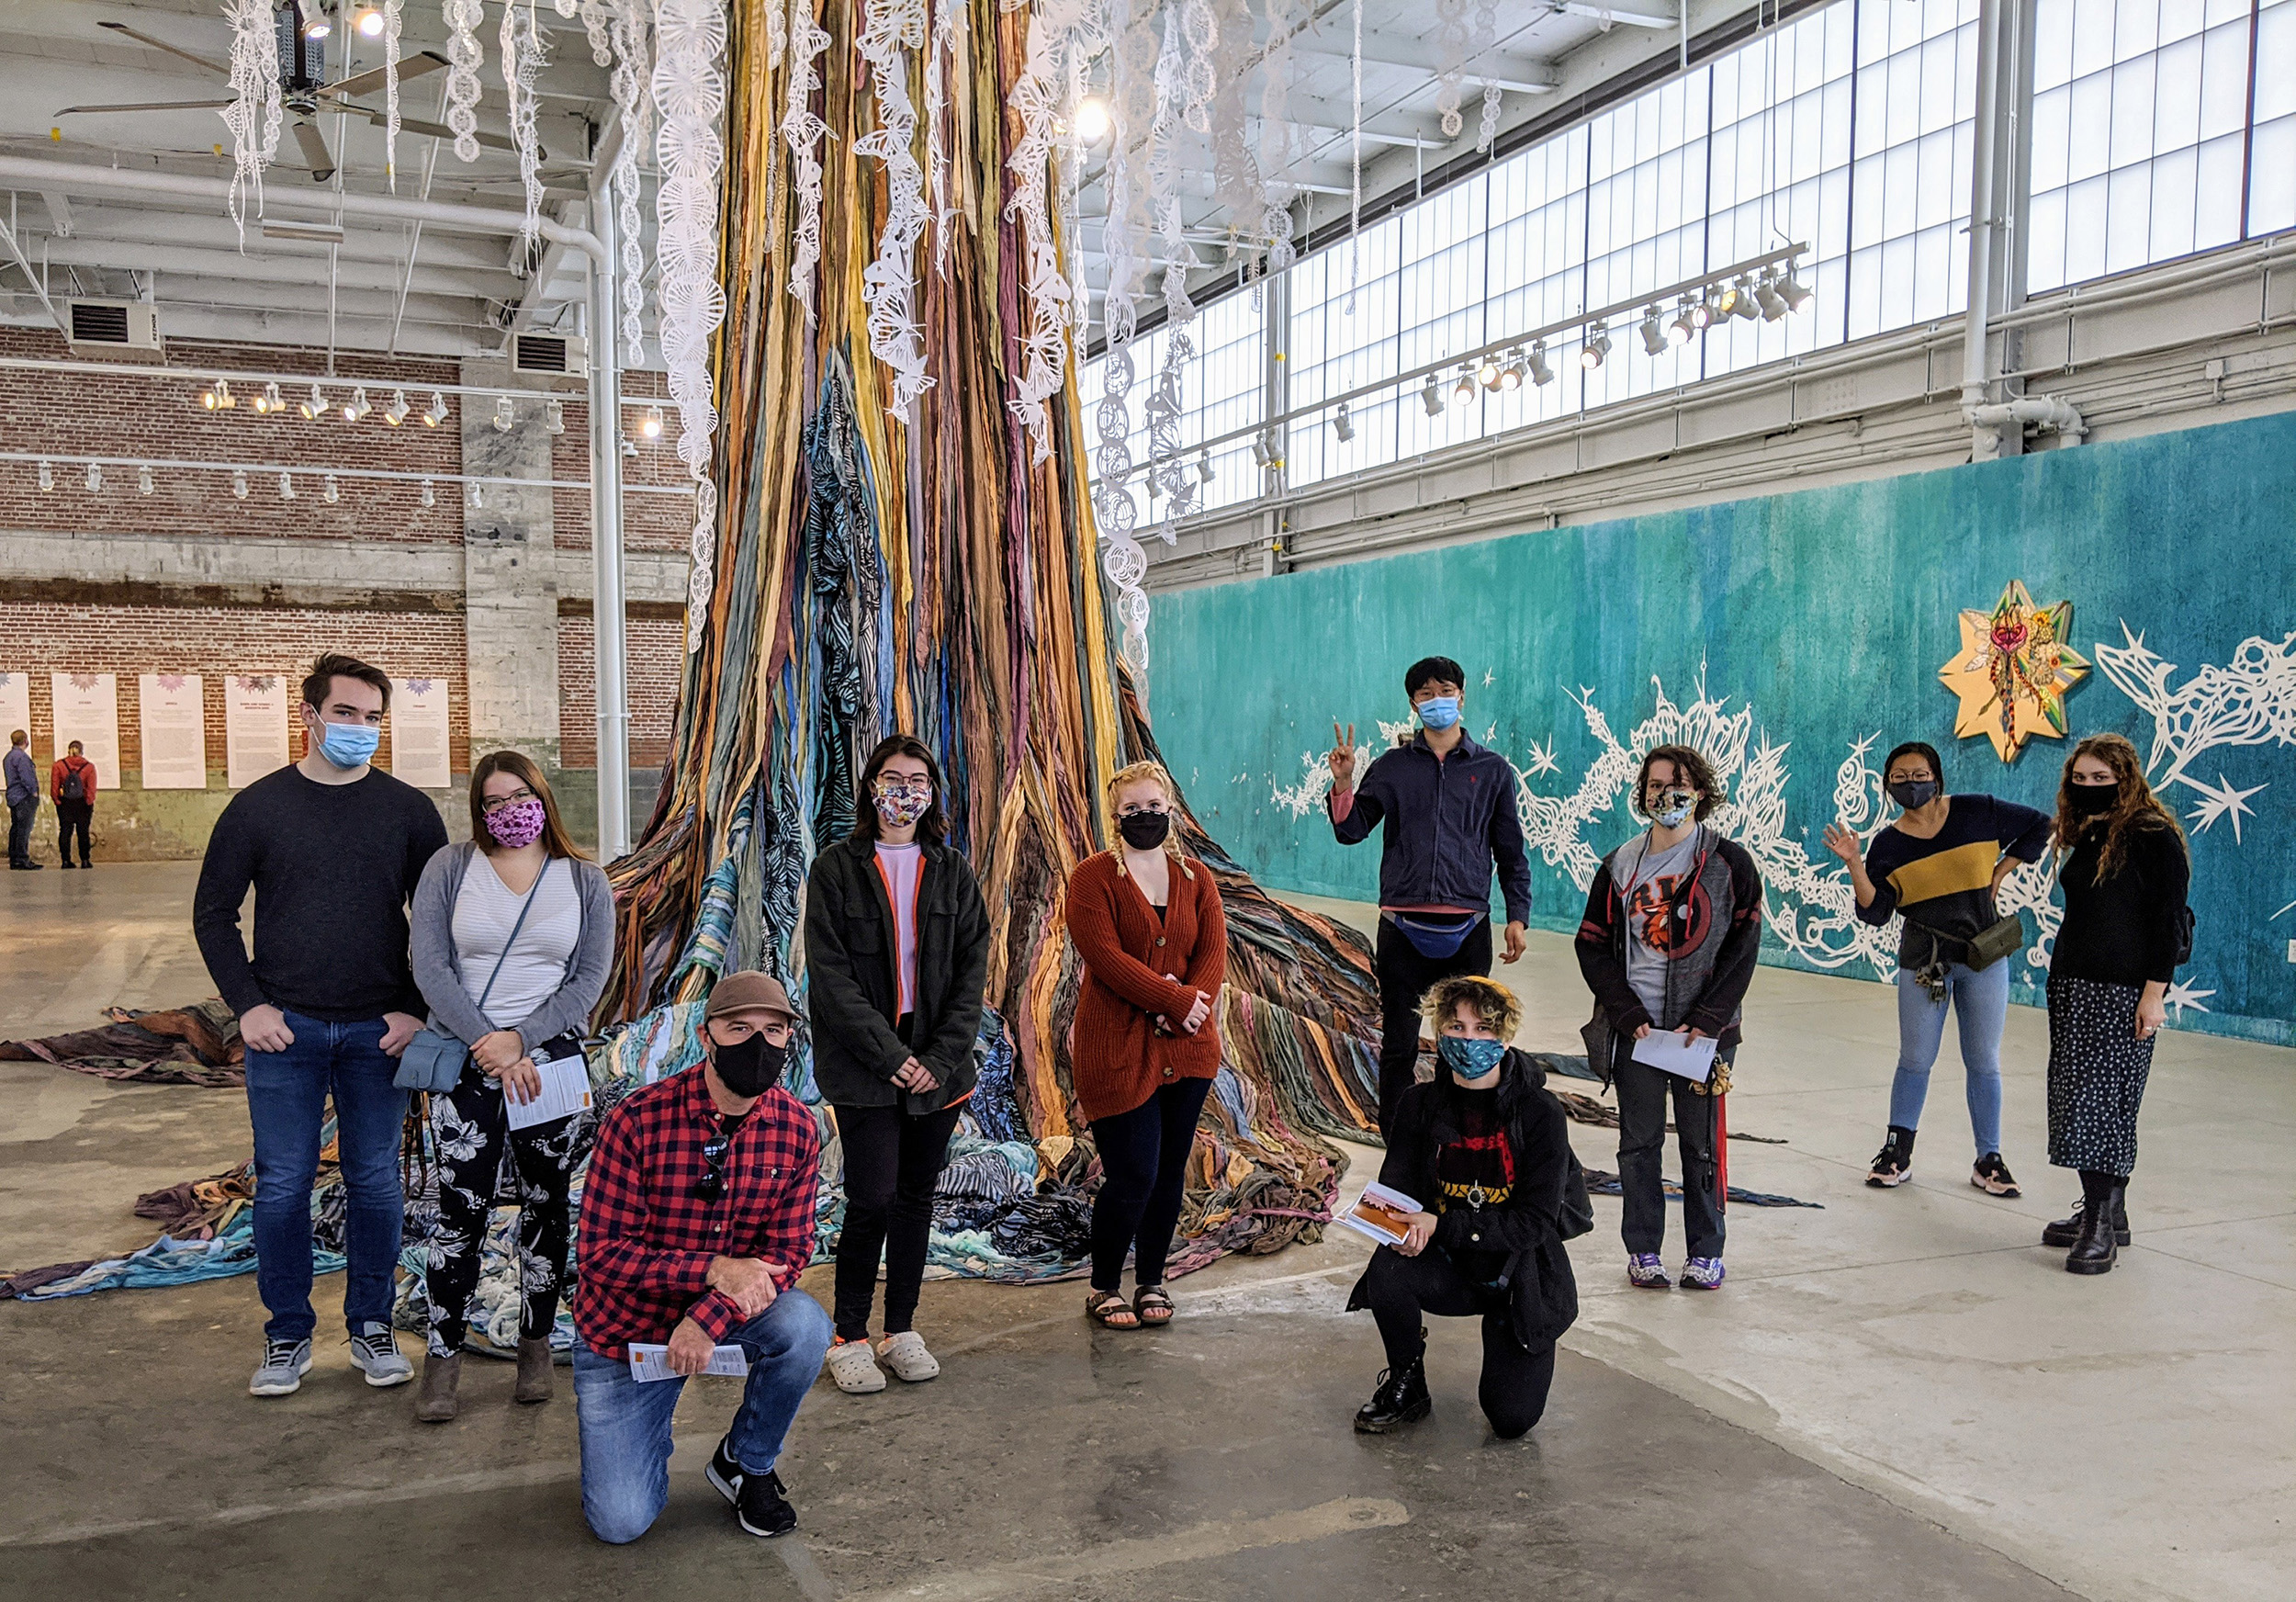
[394,860,554,1093]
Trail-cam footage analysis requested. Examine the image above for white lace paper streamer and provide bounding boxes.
[782,0,832,324]
[445,0,485,164]
[580,0,613,63]
[856,0,935,417]
[501,0,548,246]
[219,0,282,243]
[383,0,404,190]
[1003,0,1089,463]
[1095,0,1160,672]
[611,0,653,367]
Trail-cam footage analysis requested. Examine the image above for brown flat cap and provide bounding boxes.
[703,970,796,1022]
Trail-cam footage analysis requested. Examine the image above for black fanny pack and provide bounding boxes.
[1385,910,1485,959]
[1904,909,2024,975]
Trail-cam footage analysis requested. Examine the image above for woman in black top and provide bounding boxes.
[1346,975,1581,1439]
[804,735,992,1390]
[2042,733,2190,1275]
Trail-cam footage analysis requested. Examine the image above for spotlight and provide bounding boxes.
[279,471,295,501]
[1670,301,1697,345]
[256,380,285,414]
[1197,446,1216,483]
[1527,342,1555,387]
[468,481,485,509]
[1580,324,1611,370]
[1075,96,1112,142]
[138,464,153,495]
[37,458,53,491]
[231,469,249,500]
[1497,347,1526,391]
[1729,276,1761,322]
[493,394,515,433]
[544,397,565,434]
[638,403,664,439]
[298,383,326,420]
[420,478,435,508]
[323,473,340,503]
[84,461,102,492]
[1638,308,1667,356]
[342,386,371,423]
[353,6,385,37]
[201,378,234,410]
[422,390,449,427]
[1249,433,1272,468]
[1687,296,1715,332]
[1476,352,1503,389]
[305,17,330,38]
[384,389,411,427]
[1450,363,1476,407]
[1332,401,1355,442]
[1419,373,1445,418]
[1777,268,1814,312]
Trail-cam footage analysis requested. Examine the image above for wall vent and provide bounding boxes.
[512,333,586,378]
[66,300,165,363]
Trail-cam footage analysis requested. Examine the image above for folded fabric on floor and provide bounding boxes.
[1580,1168,1824,1209]
[0,998,244,1087]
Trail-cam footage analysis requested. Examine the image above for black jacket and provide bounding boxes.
[1327,730,1535,925]
[803,833,991,1112]
[1347,1052,1581,1350]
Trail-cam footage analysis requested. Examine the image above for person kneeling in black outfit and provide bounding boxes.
[1349,975,1585,1438]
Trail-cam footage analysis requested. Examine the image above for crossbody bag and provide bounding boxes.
[394,857,557,1093]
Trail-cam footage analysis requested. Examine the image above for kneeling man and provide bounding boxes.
[572,971,833,1541]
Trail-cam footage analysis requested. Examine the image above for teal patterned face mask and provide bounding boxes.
[1437,1035,1507,1080]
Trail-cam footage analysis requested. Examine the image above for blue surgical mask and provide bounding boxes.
[318,721,380,769]
[1416,695,1461,731]
[1438,1036,1507,1080]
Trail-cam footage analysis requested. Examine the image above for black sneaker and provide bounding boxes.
[704,1436,748,1506]
[1352,1357,1432,1434]
[1866,1125,1916,1188]
[736,1469,797,1538]
[1970,1152,2020,1198]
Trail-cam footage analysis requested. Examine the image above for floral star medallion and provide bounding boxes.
[1941,580,2091,761]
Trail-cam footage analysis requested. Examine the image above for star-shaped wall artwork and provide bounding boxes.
[1940,580,2091,762]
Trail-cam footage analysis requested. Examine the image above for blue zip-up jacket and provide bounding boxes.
[4,746,36,807]
[1327,730,1534,925]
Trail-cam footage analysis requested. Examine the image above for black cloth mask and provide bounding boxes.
[1118,811,1173,850]
[2066,782,2120,817]
[1887,778,1939,810]
[712,1032,789,1099]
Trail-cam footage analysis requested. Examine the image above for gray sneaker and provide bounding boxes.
[251,1337,313,1397]
[349,1322,414,1388]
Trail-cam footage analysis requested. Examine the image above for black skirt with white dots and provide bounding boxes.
[2045,974,2157,1179]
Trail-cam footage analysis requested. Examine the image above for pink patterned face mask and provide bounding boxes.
[873,788,930,828]
[486,797,547,849]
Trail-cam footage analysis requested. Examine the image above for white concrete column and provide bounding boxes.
[458,357,563,769]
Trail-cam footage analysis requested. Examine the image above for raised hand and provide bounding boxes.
[1326,721,1357,790]
[1820,821,1863,868]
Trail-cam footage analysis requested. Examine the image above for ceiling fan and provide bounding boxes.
[57,8,527,184]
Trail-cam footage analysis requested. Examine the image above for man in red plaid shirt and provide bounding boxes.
[572,971,833,1541]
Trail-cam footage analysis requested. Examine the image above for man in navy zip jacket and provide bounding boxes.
[1327,656,1532,1133]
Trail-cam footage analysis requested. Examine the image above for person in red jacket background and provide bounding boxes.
[1064,760,1227,1332]
[50,739,97,869]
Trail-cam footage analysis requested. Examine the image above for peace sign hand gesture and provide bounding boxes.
[1327,722,1358,792]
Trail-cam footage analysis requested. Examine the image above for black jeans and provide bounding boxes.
[1613,1037,1726,1259]
[1088,1075,1213,1292]
[7,796,34,865]
[1373,916,1493,1134]
[1361,1244,1556,1439]
[55,800,92,866]
[831,1100,962,1341]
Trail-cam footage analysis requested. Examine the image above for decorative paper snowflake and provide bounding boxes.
[1941,580,2091,762]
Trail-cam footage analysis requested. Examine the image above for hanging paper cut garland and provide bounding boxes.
[1941,579,2092,761]
[220,0,282,242]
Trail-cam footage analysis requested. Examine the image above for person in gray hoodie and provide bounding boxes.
[408,750,614,1421]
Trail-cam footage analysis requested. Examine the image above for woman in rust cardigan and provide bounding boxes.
[1065,761,1227,1330]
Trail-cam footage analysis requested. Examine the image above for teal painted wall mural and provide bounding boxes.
[1146,409,2296,1046]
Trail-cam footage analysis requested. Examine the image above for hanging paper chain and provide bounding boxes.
[855,0,935,417]
[1435,0,1470,139]
[219,0,282,243]
[580,0,613,62]
[782,0,833,323]
[1004,0,1092,462]
[1095,0,1160,673]
[1145,7,1199,523]
[383,0,404,190]
[501,0,549,246]
[1478,82,1502,152]
[611,0,653,367]
[1469,0,1502,151]
[1257,0,1303,288]
[445,0,486,163]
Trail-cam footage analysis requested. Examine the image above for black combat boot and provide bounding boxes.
[1354,1353,1432,1433]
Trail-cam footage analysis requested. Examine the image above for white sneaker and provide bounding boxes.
[876,1331,940,1383]
[825,1337,886,1394]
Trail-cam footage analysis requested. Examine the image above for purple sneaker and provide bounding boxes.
[1626,1253,1671,1290]
[1681,1257,1726,1290]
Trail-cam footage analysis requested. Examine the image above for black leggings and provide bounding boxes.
[1361,1244,1556,1440]
[56,800,92,866]
[1373,918,1491,1134]
[1088,1076,1213,1292]
[831,1100,962,1341]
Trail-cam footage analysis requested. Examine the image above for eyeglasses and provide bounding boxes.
[481,788,540,816]
[874,777,932,798]
[692,1134,731,1202]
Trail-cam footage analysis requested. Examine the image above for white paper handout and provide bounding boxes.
[627,1342,752,1382]
[1337,1181,1423,1247]
[503,1050,594,1131]
[1630,1029,1719,1083]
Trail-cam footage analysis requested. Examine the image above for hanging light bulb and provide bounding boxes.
[137,464,153,495]
[1638,308,1668,356]
[1777,267,1814,312]
[544,397,565,434]
[84,461,103,492]
[342,386,372,423]
[1476,351,1503,389]
[1670,300,1698,345]
[1497,347,1527,391]
[420,479,436,508]
[493,394,516,433]
[1075,96,1112,142]
[1580,324,1612,370]
[1331,401,1355,442]
[1419,373,1445,418]
[384,389,411,427]
[1527,342,1555,387]
[279,471,296,501]
[200,383,218,411]
[231,469,249,500]
[1450,363,1477,407]
[422,391,449,427]
[638,403,664,439]
[298,383,326,421]
[37,458,53,491]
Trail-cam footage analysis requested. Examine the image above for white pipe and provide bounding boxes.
[1964,394,2086,440]
[1962,0,2008,456]
[0,156,605,264]
[587,174,632,863]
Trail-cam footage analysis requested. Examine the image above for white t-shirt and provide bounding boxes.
[450,852,582,1032]
[1619,829,1700,1021]
[875,842,923,1018]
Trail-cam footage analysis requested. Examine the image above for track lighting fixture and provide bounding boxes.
[384,389,411,426]
[1075,96,1112,142]
[1527,342,1555,387]
[1420,373,1445,418]
[1732,276,1761,322]
[639,403,664,439]
[353,6,385,38]
[255,380,285,414]
[1580,325,1611,370]
[138,464,153,495]
[85,461,102,492]
[544,397,565,435]
[1777,268,1814,312]
[201,378,234,411]
[493,394,515,433]
[1638,308,1668,356]
[1476,352,1503,389]
[279,471,295,501]
[1197,446,1216,483]
[1670,301,1698,345]
[422,391,449,427]
[37,459,53,491]
[323,473,340,504]
[231,469,249,500]
[1450,363,1477,407]
[298,383,326,421]
[1332,401,1355,442]
[342,386,371,423]
[1249,433,1272,468]
[1497,348,1527,391]
[421,479,436,508]
[469,482,485,509]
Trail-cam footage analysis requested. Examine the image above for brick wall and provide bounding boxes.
[548,368,697,553]
[558,612,686,770]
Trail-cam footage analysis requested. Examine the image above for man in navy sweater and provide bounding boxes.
[1327,656,1533,1133]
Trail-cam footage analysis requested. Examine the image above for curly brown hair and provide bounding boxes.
[1635,743,1726,821]
[1418,974,1524,1042]
[2052,732,2185,880]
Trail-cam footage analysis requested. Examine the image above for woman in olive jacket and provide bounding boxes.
[805,735,991,1393]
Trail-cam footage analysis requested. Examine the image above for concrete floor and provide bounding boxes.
[2,869,2289,1599]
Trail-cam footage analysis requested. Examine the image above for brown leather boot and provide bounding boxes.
[514,1337,556,1404]
[416,1353,460,1422]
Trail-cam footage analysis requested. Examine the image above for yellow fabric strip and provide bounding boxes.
[1886,839,2002,908]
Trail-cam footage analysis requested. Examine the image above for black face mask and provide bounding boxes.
[2067,782,2120,817]
[711,1032,788,1099]
[1887,778,1939,810]
[1118,810,1172,850]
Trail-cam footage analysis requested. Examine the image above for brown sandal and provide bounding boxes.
[1131,1287,1175,1326]
[1085,1289,1139,1329]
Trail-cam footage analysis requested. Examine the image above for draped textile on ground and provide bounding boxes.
[0,999,244,1087]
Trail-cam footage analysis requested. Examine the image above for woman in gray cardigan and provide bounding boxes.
[407,750,613,1421]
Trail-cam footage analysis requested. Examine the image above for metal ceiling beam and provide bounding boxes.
[1553,1,1680,28]
[31,233,507,298]
[1289,39,1560,97]
[0,206,65,333]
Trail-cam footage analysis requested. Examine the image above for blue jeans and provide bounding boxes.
[244,1010,409,1343]
[573,1289,835,1545]
[1890,962,2010,1157]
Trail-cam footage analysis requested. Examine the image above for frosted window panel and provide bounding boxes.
[1910,223,1956,322]
[2194,132,2243,248]
[1879,234,1916,329]
[2256,4,2296,124]
[1850,152,1885,249]
[2148,144,2198,262]
[2151,35,2201,151]
[1656,146,1686,230]
[1920,34,1960,135]
[2032,85,2073,191]
[2064,174,2110,282]
[1884,141,1919,235]
[2104,164,2152,273]
[1846,243,1884,340]
[2200,20,2253,141]
[2027,186,2068,292]
[2110,55,2157,169]
[2070,0,2115,80]
[2034,0,2077,92]
[1917,127,1958,229]
[2248,116,2296,236]
[2067,73,2112,182]
[1886,51,1922,145]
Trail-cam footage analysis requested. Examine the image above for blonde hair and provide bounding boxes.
[1419,974,1523,1042]
[1106,760,1191,872]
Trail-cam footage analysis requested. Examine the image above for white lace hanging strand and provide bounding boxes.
[445,0,485,164]
[501,0,548,246]
[610,0,652,367]
[782,0,832,323]
[220,0,282,243]
[856,0,934,417]
[382,0,404,190]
